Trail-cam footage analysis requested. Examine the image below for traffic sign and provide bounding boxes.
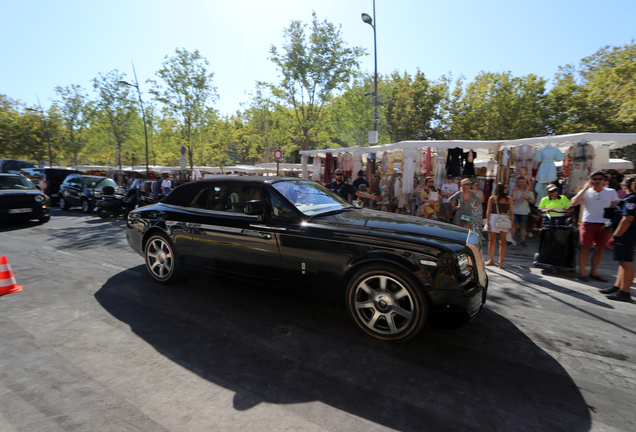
[274,149,283,160]
[180,146,186,155]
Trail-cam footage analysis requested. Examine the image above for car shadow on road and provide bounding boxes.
[95,267,592,432]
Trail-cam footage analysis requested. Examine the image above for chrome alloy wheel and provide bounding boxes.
[353,275,415,335]
[146,237,174,280]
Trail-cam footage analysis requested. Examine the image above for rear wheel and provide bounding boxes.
[97,208,111,219]
[59,195,70,210]
[144,233,182,283]
[346,265,427,343]
[39,215,50,223]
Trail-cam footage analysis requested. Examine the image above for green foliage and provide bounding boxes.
[266,11,365,153]
[148,48,218,167]
[53,84,92,165]
[447,71,549,140]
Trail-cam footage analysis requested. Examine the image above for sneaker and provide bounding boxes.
[606,290,632,302]
[576,275,589,282]
[589,274,608,283]
[506,241,513,246]
[520,241,527,248]
[528,232,533,238]
[600,286,619,294]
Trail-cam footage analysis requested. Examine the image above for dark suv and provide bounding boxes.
[0,173,51,223]
[58,174,119,213]
[19,168,80,203]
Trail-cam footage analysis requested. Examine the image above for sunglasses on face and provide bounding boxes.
[335,173,343,176]
[592,177,604,181]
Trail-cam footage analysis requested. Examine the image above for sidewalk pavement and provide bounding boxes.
[483,228,625,287]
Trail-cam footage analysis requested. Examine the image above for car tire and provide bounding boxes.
[59,194,70,210]
[81,198,92,214]
[346,265,427,343]
[97,208,111,219]
[39,216,51,223]
[144,233,182,283]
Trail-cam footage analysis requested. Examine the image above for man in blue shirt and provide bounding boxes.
[601,177,636,302]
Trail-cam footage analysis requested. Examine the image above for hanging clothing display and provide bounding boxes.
[420,148,432,175]
[341,152,354,174]
[366,153,375,185]
[515,144,536,176]
[495,147,516,185]
[402,149,416,194]
[534,143,564,201]
[313,157,322,182]
[462,149,477,177]
[324,153,333,184]
[446,147,463,177]
[380,151,389,174]
[566,140,595,194]
[434,148,447,189]
[487,158,497,177]
[353,150,363,178]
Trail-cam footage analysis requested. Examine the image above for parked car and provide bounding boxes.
[19,167,80,203]
[126,176,488,343]
[0,173,51,223]
[58,174,119,213]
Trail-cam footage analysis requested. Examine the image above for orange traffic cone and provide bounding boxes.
[0,256,22,295]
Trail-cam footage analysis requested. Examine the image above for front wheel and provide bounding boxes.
[346,265,427,343]
[39,215,51,223]
[81,198,92,214]
[144,233,182,283]
[97,208,111,219]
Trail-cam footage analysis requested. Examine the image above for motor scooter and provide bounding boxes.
[96,184,160,219]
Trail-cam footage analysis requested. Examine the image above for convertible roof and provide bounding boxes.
[160,176,311,207]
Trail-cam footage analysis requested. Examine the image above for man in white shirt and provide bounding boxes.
[440,175,458,222]
[571,170,619,283]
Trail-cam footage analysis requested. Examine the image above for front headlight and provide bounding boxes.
[34,195,45,203]
[457,253,472,277]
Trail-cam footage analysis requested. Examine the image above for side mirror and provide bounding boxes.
[244,200,264,216]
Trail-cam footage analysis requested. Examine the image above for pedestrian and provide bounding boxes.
[471,180,484,234]
[600,176,636,302]
[420,177,439,219]
[410,178,426,216]
[161,175,172,195]
[440,175,458,222]
[570,170,619,282]
[485,182,514,269]
[538,184,571,226]
[511,176,536,248]
[325,169,377,203]
[352,170,369,190]
[449,178,481,229]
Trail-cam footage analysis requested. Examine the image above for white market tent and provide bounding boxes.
[299,132,636,175]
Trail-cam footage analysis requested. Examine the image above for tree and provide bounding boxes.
[149,48,218,168]
[266,11,365,153]
[383,70,449,142]
[53,84,92,165]
[92,70,138,170]
[447,71,548,140]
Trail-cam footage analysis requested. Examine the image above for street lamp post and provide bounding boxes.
[362,0,379,141]
[118,64,150,180]
[26,106,53,168]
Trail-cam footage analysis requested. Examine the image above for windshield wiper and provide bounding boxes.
[311,207,355,218]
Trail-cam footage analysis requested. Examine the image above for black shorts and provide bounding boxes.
[613,237,636,263]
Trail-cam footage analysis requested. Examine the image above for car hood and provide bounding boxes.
[310,208,469,244]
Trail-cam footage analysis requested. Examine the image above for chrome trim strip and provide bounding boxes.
[250,224,287,231]
[466,231,486,287]
[419,260,437,266]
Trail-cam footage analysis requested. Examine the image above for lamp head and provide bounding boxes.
[361,13,373,25]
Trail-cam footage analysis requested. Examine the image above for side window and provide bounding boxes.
[268,191,296,218]
[68,175,80,185]
[189,186,211,209]
[205,184,255,213]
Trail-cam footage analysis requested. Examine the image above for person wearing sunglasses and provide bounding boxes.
[538,184,571,226]
[601,176,636,302]
[325,169,378,204]
[570,170,619,283]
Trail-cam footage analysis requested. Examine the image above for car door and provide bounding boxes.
[63,175,83,206]
[190,182,282,280]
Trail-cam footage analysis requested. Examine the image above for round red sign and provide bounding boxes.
[274,149,283,160]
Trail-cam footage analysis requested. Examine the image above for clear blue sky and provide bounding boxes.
[1,0,634,116]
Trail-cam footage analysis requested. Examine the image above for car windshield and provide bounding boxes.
[0,176,36,190]
[83,177,117,188]
[272,180,352,217]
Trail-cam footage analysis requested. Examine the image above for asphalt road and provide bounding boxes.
[1,208,634,431]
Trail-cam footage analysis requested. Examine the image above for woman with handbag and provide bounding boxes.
[485,182,514,268]
[449,178,481,229]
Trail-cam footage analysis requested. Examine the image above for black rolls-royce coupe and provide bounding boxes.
[126,176,488,342]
